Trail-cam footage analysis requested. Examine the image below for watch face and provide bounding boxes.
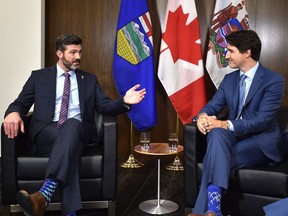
[192,116,198,122]
[123,103,131,110]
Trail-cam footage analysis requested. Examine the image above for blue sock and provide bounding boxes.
[39,178,59,205]
[66,212,76,216]
[207,184,222,216]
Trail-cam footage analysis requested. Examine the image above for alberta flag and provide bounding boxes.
[113,0,157,131]
[158,0,206,125]
[206,0,250,88]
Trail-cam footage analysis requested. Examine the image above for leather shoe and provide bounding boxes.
[16,190,46,216]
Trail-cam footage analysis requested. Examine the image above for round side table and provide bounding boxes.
[134,143,184,215]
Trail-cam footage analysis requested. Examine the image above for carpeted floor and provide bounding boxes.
[0,153,186,216]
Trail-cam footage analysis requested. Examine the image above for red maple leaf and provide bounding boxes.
[163,5,202,65]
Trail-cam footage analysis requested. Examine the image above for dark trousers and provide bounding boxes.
[35,118,91,215]
[193,128,271,214]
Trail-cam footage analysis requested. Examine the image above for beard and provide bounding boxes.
[62,56,81,71]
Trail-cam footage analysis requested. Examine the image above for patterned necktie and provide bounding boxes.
[57,73,71,127]
[236,74,247,119]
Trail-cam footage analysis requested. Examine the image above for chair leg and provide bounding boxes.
[107,201,115,216]
[1,205,11,216]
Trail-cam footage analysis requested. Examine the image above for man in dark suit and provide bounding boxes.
[3,33,146,216]
[189,30,285,216]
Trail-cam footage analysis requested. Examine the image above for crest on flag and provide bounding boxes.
[113,0,157,131]
[206,0,250,88]
[116,12,153,65]
[208,3,249,69]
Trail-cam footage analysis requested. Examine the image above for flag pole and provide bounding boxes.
[166,115,184,171]
[120,121,144,168]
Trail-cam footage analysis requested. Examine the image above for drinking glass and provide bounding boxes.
[168,132,178,152]
[140,132,150,151]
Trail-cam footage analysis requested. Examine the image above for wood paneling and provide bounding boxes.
[46,0,288,158]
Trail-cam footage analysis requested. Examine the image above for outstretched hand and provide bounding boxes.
[123,84,146,105]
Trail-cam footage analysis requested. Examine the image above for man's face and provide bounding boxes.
[58,44,82,71]
[225,44,247,69]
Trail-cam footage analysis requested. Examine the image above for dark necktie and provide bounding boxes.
[57,73,71,127]
[236,74,247,119]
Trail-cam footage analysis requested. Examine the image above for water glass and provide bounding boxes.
[168,132,178,152]
[140,132,150,151]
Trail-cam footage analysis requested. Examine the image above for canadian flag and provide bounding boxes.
[158,0,206,124]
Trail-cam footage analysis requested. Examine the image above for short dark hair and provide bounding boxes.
[55,33,82,52]
[225,30,262,61]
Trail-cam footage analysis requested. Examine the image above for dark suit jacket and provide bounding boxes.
[5,65,128,151]
[200,64,285,163]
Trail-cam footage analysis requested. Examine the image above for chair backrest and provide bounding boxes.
[277,107,288,132]
[277,107,288,156]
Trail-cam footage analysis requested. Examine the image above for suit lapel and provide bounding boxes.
[48,66,57,113]
[232,71,241,118]
[245,65,264,106]
[76,70,85,118]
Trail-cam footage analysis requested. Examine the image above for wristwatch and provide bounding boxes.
[193,113,207,122]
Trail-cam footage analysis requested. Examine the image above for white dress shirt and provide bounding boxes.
[53,63,81,122]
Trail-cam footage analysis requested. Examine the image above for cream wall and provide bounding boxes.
[0,0,45,156]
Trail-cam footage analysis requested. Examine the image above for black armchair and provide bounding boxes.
[1,112,117,215]
[184,107,288,216]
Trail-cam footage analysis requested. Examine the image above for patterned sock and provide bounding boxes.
[66,212,76,216]
[39,178,59,205]
[207,184,222,216]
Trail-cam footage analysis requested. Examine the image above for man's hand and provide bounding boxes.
[197,114,227,135]
[3,112,24,139]
[197,113,210,135]
[123,84,146,105]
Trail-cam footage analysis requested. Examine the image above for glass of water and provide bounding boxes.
[140,132,150,151]
[168,132,178,152]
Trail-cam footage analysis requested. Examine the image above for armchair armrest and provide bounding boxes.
[1,114,32,204]
[184,122,207,208]
[100,115,117,200]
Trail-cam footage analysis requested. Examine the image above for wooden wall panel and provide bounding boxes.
[46,0,288,158]
[253,0,288,105]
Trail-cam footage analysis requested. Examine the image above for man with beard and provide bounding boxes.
[3,33,146,216]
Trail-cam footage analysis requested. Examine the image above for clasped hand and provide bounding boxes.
[197,114,225,135]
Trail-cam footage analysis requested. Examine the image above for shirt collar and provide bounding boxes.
[56,63,75,77]
[240,62,259,80]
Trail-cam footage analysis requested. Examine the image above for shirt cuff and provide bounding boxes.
[227,120,234,131]
[122,97,132,110]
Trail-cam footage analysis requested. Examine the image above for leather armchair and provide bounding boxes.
[1,112,117,215]
[184,107,288,216]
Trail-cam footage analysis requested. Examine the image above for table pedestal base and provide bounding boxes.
[165,156,184,171]
[139,199,179,215]
[120,154,144,168]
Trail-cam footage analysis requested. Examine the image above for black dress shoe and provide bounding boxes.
[17,190,46,216]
